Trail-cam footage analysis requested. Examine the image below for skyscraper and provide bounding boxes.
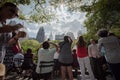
[36,27,45,43]
[49,32,53,41]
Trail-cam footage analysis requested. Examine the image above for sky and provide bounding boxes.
[8,1,87,39]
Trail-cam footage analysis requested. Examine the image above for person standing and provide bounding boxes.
[32,41,59,80]
[58,36,73,80]
[97,29,120,80]
[53,51,60,76]
[88,39,106,80]
[22,48,34,78]
[75,36,95,80]
[72,49,79,78]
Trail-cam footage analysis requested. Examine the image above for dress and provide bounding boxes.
[0,23,14,71]
[58,41,73,65]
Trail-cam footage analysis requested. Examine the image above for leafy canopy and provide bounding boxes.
[1,0,120,40]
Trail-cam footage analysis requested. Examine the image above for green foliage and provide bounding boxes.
[30,12,55,23]
[21,39,40,54]
[1,0,120,37]
[0,0,30,5]
[79,0,120,38]
[109,28,120,37]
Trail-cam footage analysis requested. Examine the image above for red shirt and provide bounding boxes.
[77,46,88,58]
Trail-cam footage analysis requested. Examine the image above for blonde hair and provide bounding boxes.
[18,31,26,38]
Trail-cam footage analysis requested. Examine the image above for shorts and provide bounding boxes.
[59,62,72,66]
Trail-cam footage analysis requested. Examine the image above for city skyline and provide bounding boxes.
[6,2,87,40]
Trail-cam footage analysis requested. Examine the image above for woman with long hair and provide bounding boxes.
[0,2,24,77]
[75,36,95,80]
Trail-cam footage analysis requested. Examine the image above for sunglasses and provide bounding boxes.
[9,9,18,17]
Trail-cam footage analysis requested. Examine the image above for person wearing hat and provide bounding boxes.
[0,2,25,73]
[0,63,5,80]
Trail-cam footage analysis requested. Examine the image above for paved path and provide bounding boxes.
[6,72,114,80]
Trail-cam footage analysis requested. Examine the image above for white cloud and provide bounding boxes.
[7,3,87,39]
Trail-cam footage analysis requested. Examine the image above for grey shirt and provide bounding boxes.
[98,36,120,63]
[58,41,73,64]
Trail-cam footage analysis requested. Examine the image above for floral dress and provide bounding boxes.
[0,24,14,71]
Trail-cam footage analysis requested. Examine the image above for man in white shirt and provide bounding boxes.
[88,39,106,80]
[32,41,59,80]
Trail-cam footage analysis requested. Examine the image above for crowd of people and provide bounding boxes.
[0,2,120,80]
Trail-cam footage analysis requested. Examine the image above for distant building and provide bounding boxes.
[49,32,53,41]
[55,34,65,40]
[36,27,45,43]
[66,32,75,40]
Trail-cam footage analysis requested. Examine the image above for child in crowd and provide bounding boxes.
[13,50,24,75]
[72,49,79,78]
[53,51,60,76]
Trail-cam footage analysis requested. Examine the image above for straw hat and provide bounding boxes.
[0,63,5,76]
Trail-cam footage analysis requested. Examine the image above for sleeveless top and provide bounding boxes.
[76,46,88,58]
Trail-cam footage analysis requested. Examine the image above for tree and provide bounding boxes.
[0,0,83,23]
[21,39,40,53]
[79,0,120,37]
[1,0,120,38]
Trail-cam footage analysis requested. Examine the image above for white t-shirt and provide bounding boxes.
[54,52,59,59]
[88,44,101,58]
[36,48,56,74]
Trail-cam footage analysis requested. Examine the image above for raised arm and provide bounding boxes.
[49,42,59,52]
[68,36,73,43]
[7,31,26,45]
